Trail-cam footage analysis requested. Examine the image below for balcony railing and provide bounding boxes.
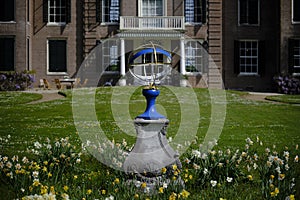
[120,16,185,30]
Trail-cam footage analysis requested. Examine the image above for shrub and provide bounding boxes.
[0,71,35,91]
[273,74,300,95]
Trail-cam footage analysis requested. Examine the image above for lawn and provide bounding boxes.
[0,87,299,199]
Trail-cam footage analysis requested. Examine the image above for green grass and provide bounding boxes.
[265,94,300,104]
[0,87,300,199]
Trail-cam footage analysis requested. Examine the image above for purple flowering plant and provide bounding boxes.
[273,74,300,95]
[0,71,35,91]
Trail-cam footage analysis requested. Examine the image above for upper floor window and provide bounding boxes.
[48,39,67,74]
[43,0,71,25]
[0,0,15,22]
[185,0,206,24]
[289,39,300,74]
[96,0,119,23]
[234,40,265,75]
[141,0,163,17]
[185,41,202,73]
[292,0,300,23]
[0,37,15,71]
[238,0,259,25]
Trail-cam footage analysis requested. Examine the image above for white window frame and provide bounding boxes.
[184,0,203,25]
[138,0,166,17]
[103,40,120,73]
[238,40,259,75]
[238,0,260,26]
[47,39,68,75]
[292,39,300,75]
[185,40,202,75]
[47,0,67,26]
[101,0,120,24]
[292,0,300,24]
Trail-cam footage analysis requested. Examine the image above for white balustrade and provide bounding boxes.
[120,16,185,30]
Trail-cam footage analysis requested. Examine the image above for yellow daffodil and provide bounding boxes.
[141,182,147,188]
[74,175,78,179]
[42,166,47,172]
[40,185,48,195]
[172,164,177,171]
[134,194,139,199]
[158,187,164,193]
[279,174,285,180]
[114,178,120,184]
[161,167,167,174]
[101,189,106,195]
[290,195,295,200]
[50,186,55,194]
[86,189,92,195]
[181,189,190,198]
[63,185,69,192]
[169,192,177,200]
[247,175,253,181]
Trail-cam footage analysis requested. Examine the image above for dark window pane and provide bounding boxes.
[248,0,258,24]
[0,38,15,71]
[294,0,300,22]
[0,0,15,21]
[49,40,67,72]
[239,0,259,25]
[239,0,248,24]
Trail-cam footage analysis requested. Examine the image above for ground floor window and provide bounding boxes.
[48,39,67,74]
[289,38,300,74]
[185,41,202,73]
[103,40,119,72]
[234,40,265,75]
[0,37,15,71]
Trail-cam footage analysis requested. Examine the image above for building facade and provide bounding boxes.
[0,0,299,91]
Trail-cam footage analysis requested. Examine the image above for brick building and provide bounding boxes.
[0,0,299,91]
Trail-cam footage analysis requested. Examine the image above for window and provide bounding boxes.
[238,0,259,25]
[48,40,67,74]
[292,0,300,23]
[103,40,119,72]
[0,37,15,71]
[185,0,206,24]
[185,41,202,73]
[141,0,163,17]
[97,0,119,23]
[0,0,15,22]
[289,39,300,74]
[234,40,265,75]
[43,0,71,24]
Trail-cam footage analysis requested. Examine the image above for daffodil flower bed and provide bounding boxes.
[0,134,299,200]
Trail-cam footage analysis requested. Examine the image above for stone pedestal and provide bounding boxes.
[123,118,180,177]
[123,88,181,184]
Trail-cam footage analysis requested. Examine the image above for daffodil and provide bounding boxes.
[141,182,147,189]
[114,178,120,184]
[247,175,253,181]
[134,194,139,199]
[161,167,167,174]
[181,189,190,198]
[63,185,69,192]
[86,189,92,195]
[158,187,164,193]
